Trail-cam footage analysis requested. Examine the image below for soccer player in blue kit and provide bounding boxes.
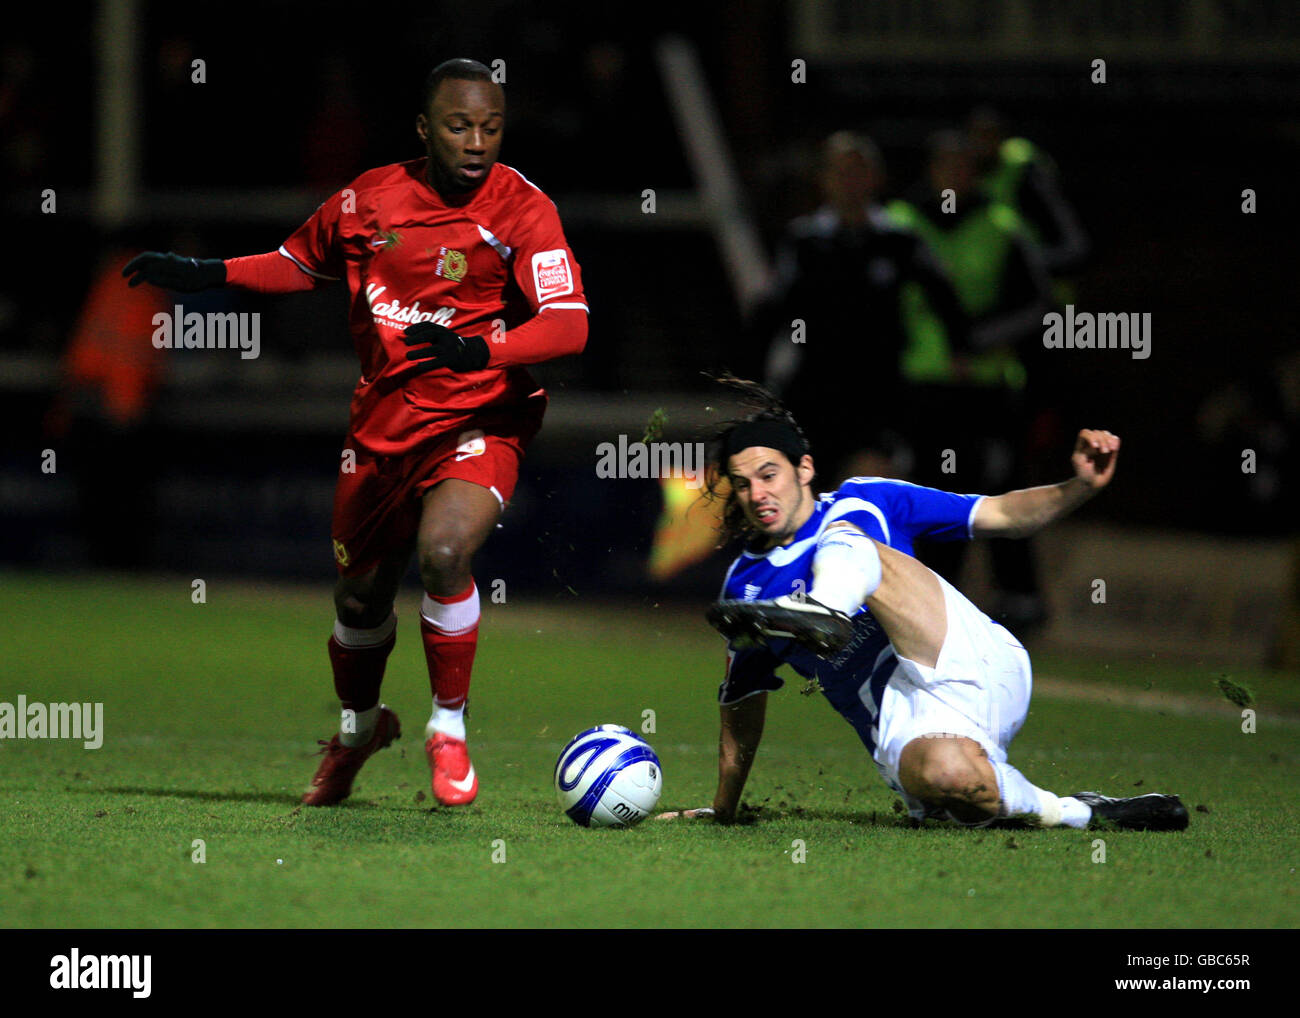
[665,383,1188,832]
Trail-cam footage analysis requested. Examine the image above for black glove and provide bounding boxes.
[401,322,490,376]
[122,251,227,292]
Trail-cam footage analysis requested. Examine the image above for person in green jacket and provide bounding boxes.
[886,130,1054,633]
[968,106,1089,281]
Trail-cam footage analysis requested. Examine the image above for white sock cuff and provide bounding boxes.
[427,704,467,740]
[420,583,481,636]
[810,527,882,613]
[991,758,1064,827]
[1035,788,1064,828]
[333,612,397,648]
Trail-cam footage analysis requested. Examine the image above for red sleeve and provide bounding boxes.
[483,197,587,368]
[510,201,587,315]
[224,251,322,293]
[486,307,587,368]
[224,185,351,293]
[279,188,348,281]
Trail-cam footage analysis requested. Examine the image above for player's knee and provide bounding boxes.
[333,582,392,630]
[904,738,990,804]
[418,538,472,594]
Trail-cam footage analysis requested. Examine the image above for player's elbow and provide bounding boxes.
[566,310,588,356]
[974,499,1034,540]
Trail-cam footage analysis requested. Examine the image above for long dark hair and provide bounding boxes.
[702,376,813,546]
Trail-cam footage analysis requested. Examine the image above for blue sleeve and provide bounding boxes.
[718,645,784,705]
[896,483,983,542]
[831,479,983,545]
[816,489,891,543]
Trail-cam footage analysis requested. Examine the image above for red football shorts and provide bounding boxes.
[330,394,546,577]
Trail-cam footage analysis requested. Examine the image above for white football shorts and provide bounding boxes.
[872,574,1033,818]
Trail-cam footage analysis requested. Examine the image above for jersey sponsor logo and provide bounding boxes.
[531,249,574,301]
[437,247,468,282]
[364,283,456,329]
[454,429,487,461]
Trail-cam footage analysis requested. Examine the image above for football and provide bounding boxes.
[554,725,663,827]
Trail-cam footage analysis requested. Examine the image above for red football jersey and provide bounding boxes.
[279,158,587,456]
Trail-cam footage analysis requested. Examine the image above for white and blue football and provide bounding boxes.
[554,725,663,828]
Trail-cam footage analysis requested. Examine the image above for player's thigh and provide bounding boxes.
[416,479,503,573]
[334,540,414,627]
[902,578,1033,750]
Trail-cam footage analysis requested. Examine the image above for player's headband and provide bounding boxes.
[721,419,808,467]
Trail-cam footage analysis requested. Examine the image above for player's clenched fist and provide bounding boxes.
[122,251,226,291]
[401,322,490,376]
[1072,428,1120,489]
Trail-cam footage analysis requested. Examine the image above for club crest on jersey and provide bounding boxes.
[531,249,574,301]
[333,539,350,568]
[437,247,468,283]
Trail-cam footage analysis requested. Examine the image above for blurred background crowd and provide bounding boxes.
[3,0,1297,664]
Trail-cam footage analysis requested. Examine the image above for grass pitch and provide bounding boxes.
[1,571,1296,928]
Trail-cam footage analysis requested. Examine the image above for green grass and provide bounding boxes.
[1,571,1296,928]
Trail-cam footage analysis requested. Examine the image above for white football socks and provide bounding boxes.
[991,759,1091,828]
[808,526,882,614]
[426,705,466,742]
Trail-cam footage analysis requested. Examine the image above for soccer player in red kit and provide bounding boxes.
[124,59,588,808]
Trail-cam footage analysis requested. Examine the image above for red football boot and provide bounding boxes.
[302,706,401,806]
[425,732,478,806]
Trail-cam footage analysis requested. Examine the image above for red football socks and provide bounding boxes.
[327,614,397,713]
[420,582,481,710]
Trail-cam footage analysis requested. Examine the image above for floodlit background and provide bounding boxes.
[3,0,1298,666]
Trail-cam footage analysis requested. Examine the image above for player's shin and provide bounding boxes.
[990,758,1091,829]
[328,613,398,746]
[419,582,480,740]
[808,527,882,613]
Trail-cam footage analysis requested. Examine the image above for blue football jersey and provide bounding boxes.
[717,477,984,754]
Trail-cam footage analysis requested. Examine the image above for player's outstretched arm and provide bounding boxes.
[124,250,323,295]
[122,251,226,292]
[657,692,767,824]
[971,428,1119,539]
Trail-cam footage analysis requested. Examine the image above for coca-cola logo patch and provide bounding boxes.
[531,249,574,301]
